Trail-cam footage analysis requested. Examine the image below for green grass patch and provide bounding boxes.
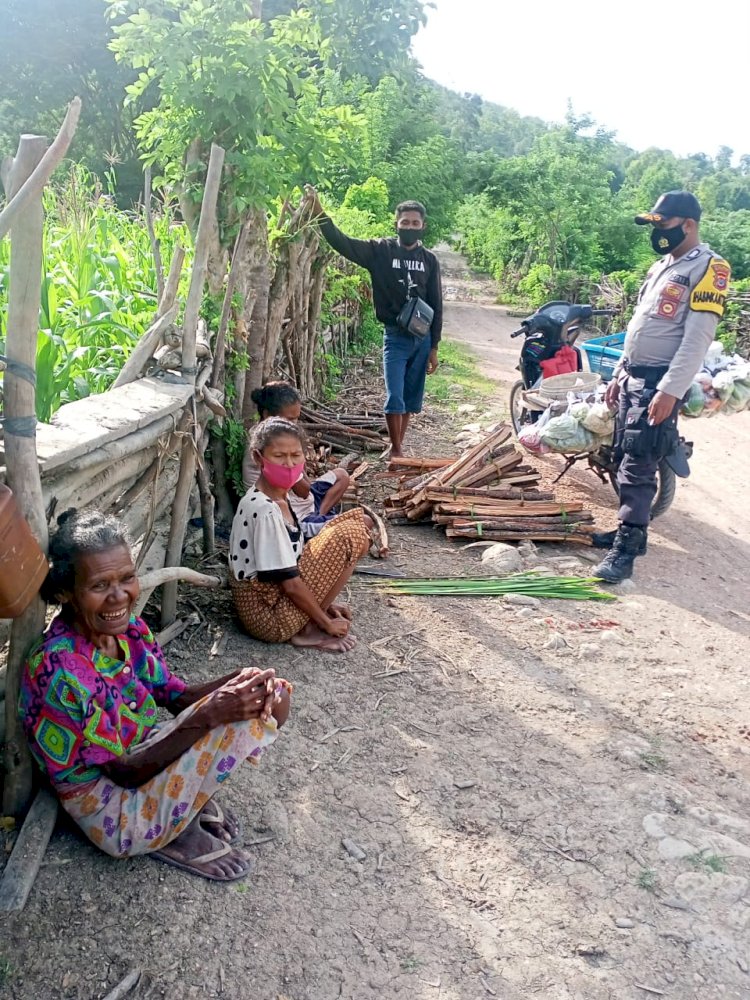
[425,340,495,410]
[0,958,12,987]
[687,853,728,874]
[636,868,659,893]
[638,739,668,772]
[400,956,421,973]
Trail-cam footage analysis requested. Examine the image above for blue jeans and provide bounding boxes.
[383,327,432,414]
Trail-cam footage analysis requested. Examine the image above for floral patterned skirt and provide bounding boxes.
[62,689,288,859]
[231,507,369,643]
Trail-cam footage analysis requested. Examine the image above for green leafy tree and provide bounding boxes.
[0,0,140,197]
[110,1,355,211]
[702,211,750,280]
[263,0,429,81]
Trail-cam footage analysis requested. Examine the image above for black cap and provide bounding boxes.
[635,191,702,225]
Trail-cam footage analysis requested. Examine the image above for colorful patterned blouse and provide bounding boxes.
[19,615,186,794]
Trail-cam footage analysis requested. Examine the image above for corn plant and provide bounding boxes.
[0,164,190,421]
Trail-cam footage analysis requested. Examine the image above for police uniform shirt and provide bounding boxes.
[620,243,731,399]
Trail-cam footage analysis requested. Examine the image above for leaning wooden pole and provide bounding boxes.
[161,143,225,627]
[180,143,225,387]
[2,136,52,815]
[0,98,81,242]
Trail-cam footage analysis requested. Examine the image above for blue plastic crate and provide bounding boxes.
[580,332,626,382]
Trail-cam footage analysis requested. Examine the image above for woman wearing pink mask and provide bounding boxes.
[229,418,370,653]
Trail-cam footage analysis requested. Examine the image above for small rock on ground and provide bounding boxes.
[578,550,602,564]
[341,838,367,862]
[579,643,602,659]
[550,558,585,572]
[597,629,620,645]
[503,593,541,608]
[481,542,523,575]
[544,633,567,650]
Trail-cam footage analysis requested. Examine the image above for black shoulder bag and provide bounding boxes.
[395,249,434,339]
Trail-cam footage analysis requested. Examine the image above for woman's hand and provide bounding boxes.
[204,667,277,727]
[324,616,350,638]
[329,602,352,621]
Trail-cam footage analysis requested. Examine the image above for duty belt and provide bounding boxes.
[623,361,670,389]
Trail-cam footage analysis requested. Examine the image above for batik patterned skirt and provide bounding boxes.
[231,507,369,643]
[62,687,289,859]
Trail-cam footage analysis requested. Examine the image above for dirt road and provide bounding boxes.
[4,256,750,1000]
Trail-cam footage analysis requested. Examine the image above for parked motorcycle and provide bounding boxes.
[508,301,688,518]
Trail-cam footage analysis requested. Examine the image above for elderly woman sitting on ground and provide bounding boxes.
[230,417,371,653]
[20,509,291,883]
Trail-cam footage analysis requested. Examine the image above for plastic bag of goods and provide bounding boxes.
[518,409,552,454]
[581,401,615,440]
[693,373,724,415]
[713,370,738,404]
[681,381,705,418]
[567,401,590,423]
[725,377,750,414]
[539,413,598,453]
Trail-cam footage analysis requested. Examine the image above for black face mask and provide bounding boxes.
[397,228,424,247]
[651,223,685,256]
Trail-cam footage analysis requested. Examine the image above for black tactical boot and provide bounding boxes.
[591,528,647,554]
[592,524,648,583]
[591,529,617,549]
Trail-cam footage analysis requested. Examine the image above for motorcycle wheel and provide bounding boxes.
[607,458,677,519]
[510,380,530,436]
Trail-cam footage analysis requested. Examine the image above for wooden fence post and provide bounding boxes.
[160,143,224,627]
[2,135,50,816]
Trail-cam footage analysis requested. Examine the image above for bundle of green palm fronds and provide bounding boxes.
[371,572,616,601]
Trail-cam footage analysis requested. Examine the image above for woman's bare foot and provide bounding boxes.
[152,817,253,882]
[290,622,357,653]
[319,634,358,653]
[199,800,241,844]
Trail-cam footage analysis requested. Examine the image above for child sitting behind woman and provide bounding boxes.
[243,381,351,539]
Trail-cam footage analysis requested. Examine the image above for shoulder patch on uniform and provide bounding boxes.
[709,259,730,290]
[690,257,731,316]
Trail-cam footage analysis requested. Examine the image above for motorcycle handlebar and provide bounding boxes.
[591,308,617,316]
[510,328,525,338]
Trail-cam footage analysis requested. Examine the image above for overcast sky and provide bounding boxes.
[412,0,749,159]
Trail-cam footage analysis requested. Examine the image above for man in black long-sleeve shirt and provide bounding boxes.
[306,187,443,457]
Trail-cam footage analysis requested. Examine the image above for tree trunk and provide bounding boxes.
[239,207,271,422]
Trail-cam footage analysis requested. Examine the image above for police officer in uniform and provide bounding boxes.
[593,191,731,582]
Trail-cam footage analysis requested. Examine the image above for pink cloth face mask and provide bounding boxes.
[261,459,305,491]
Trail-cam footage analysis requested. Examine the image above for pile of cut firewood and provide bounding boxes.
[298,402,387,453]
[384,424,595,545]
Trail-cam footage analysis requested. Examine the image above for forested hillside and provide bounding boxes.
[1,0,748,408]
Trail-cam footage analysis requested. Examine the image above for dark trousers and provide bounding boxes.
[615,377,681,526]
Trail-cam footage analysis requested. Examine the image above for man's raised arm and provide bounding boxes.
[305,185,377,270]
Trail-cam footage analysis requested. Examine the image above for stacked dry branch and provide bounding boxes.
[298,401,387,453]
[384,424,595,545]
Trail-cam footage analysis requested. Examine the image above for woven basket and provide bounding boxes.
[539,372,601,401]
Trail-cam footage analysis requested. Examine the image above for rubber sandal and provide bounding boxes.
[151,842,255,883]
[199,800,243,845]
